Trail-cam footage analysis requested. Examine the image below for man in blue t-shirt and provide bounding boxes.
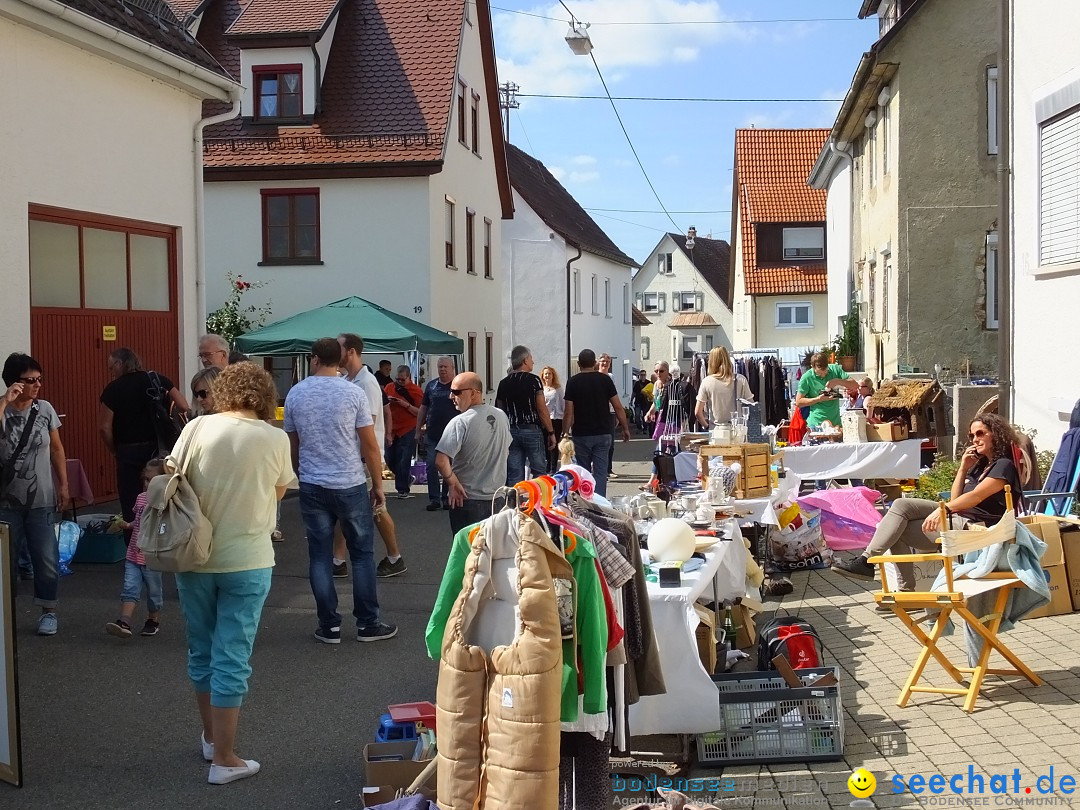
[415,356,458,511]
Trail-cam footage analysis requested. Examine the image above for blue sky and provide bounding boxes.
[491,0,880,263]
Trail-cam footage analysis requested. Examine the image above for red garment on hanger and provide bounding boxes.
[789,406,807,445]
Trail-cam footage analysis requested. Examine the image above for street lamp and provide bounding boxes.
[565,19,593,55]
[685,226,697,251]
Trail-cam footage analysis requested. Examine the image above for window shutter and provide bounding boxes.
[695,292,704,312]
[658,292,667,312]
[635,292,643,309]
[1040,107,1080,265]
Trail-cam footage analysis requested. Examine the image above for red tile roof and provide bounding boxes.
[733,128,829,296]
[197,0,514,220]
[226,0,342,36]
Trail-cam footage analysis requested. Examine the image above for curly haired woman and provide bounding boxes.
[832,412,1029,593]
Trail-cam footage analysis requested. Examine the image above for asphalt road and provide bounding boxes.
[7,437,656,809]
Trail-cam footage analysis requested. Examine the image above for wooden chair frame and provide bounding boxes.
[867,488,1042,713]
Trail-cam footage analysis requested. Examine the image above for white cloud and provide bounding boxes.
[661,154,682,167]
[494,0,741,99]
[549,165,567,181]
[570,154,598,165]
[569,170,601,183]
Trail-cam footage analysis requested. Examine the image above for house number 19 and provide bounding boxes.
[414,306,423,314]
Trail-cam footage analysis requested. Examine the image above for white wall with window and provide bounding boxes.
[1009,0,1080,448]
[633,233,734,366]
[753,294,828,349]
[239,47,318,118]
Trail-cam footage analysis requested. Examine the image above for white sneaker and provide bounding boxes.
[201,733,214,762]
[208,759,260,785]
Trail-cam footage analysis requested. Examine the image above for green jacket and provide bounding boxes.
[426,523,609,722]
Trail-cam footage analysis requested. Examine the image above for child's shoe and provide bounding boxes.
[140,619,159,637]
[105,619,132,638]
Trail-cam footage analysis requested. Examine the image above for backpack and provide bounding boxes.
[138,417,213,572]
[757,616,825,671]
[146,371,183,453]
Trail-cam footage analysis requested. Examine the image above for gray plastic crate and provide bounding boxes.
[696,667,843,766]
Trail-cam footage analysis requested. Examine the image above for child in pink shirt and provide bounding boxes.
[105,459,165,638]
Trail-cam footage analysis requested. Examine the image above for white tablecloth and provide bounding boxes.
[781,439,923,479]
[629,520,748,735]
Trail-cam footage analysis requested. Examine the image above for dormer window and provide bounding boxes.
[254,65,302,120]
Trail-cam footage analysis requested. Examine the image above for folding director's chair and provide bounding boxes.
[868,486,1042,713]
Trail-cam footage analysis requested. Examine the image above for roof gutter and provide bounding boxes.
[997,0,1012,419]
[2,0,237,100]
[195,97,243,334]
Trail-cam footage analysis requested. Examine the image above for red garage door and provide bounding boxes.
[28,205,180,504]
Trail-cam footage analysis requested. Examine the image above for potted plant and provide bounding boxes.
[834,299,860,372]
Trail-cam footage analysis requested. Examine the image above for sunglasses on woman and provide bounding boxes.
[194,389,210,400]
[968,429,989,440]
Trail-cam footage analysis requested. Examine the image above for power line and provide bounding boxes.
[586,50,680,232]
[489,7,870,26]
[585,207,731,214]
[520,93,843,103]
[588,211,670,233]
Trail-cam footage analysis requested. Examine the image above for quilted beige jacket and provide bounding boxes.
[436,510,573,810]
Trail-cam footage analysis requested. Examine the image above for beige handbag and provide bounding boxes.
[137,417,213,572]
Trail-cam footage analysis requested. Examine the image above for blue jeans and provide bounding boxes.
[426,435,449,505]
[572,434,613,498]
[175,568,272,708]
[1,506,58,608]
[299,482,380,630]
[506,424,547,486]
[121,559,163,613]
[387,432,417,494]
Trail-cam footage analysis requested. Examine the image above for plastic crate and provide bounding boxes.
[71,514,125,564]
[389,701,436,732]
[696,667,843,766]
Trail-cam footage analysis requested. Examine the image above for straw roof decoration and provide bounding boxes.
[867,379,941,410]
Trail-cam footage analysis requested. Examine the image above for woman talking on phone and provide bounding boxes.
[831,412,1028,593]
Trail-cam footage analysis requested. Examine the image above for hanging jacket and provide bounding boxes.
[429,511,591,810]
[427,515,608,723]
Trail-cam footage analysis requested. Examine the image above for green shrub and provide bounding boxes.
[915,454,960,500]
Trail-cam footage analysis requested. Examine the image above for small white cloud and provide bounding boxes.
[570,154,598,166]
[549,165,567,181]
[569,170,601,183]
[661,154,682,167]
[672,46,698,62]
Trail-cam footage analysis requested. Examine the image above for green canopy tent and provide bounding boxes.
[234,296,464,356]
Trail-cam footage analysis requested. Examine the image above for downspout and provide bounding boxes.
[566,246,583,382]
[828,139,856,359]
[996,0,1012,419]
[310,37,322,112]
[194,96,242,331]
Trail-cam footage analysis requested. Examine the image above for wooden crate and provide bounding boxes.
[866,422,909,442]
[699,443,771,498]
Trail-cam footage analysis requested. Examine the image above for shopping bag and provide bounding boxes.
[55,519,82,576]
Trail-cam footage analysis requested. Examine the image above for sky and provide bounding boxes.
[490,0,880,264]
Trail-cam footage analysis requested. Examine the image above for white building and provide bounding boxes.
[807,142,854,340]
[1007,0,1080,447]
[502,143,637,399]
[0,0,239,501]
[195,0,513,389]
[632,233,733,370]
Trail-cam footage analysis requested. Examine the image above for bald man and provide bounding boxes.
[434,372,511,535]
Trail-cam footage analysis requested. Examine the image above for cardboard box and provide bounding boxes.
[734,602,758,649]
[1020,514,1064,567]
[1061,528,1080,611]
[866,422,909,442]
[693,603,717,674]
[1025,564,1073,619]
[363,741,433,791]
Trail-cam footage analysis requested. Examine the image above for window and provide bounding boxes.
[641,291,665,313]
[591,274,599,315]
[261,189,320,263]
[457,81,467,144]
[674,291,703,312]
[485,333,494,390]
[866,112,877,188]
[29,210,173,310]
[604,279,611,318]
[680,336,697,360]
[782,227,824,261]
[1039,106,1080,266]
[657,252,673,274]
[623,283,631,323]
[471,92,481,155]
[705,335,714,351]
[868,257,878,332]
[640,337,650,360]
[483,218,493,278]
[985,232,999,329]
[775,301,813,328]
[987,67,999,156]
[253,66,302,120]
[880,93,891,175]
[573,270,581,313]
[468,333,477,372]
[465,209,476,274]
[882,256,891,332]
[445,196,455,268]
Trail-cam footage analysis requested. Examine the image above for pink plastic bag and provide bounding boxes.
[797,486,883,551]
